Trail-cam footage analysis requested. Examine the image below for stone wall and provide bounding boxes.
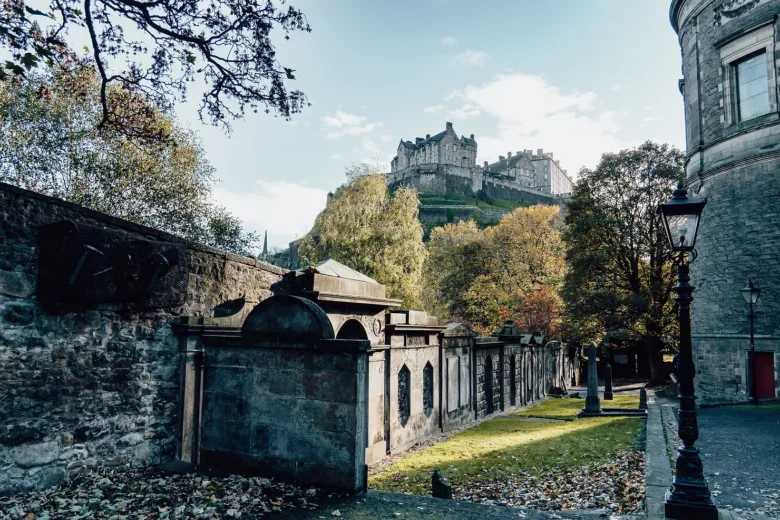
[0,182,285,494]
[671,0,780,403]
[198,336,369,492]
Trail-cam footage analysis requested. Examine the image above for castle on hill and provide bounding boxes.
[387,122,574,201]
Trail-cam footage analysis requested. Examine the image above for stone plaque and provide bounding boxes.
[447,357,459,412]
[459,356,470,408]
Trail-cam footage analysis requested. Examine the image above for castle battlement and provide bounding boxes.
[388,123,573,198]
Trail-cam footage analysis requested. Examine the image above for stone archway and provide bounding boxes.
[336,319,369,340]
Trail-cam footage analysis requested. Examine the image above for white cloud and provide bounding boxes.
[444,90,462,102]
[331,153,342,160]
[321,110,381,139]
[640,115,664,127]
[447,103,481,121]
[452,49,489,67]
[424,105,445,113]
[612,84,622,91]
[441,36,458,46]
[457,73,624,171]
[380,134,393,143]
[361,138,381,155]
[212,181,328,250]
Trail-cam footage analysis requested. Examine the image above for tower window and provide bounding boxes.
[735,51,770,122]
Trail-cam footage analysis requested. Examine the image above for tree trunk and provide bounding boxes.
[647,335,665,384]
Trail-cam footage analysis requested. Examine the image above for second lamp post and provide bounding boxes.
[741,280,761,404]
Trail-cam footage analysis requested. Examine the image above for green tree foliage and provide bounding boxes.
[561,141,683,382]
[0,0,310,136]
[424,205,565,335]
[297,174,427,309]
[0,64,258,255]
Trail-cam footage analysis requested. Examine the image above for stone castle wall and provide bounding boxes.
[0,182,285,494]
[671,0,780,403]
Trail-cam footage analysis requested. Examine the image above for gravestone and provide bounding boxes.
[639,388,648,410]
[604,363,614,400]
[431,469,453,500]
[583,342,601,414]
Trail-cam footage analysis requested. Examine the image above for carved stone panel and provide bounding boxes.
[447,357,459,412]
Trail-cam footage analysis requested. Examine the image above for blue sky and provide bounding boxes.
[172,0,685,250]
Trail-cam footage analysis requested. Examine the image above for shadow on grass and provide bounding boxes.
[370,411,644,496]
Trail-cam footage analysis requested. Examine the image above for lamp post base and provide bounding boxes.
[664,489,719,519]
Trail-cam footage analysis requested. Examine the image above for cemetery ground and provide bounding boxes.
[369,395,645,513]
[0,396,646,520]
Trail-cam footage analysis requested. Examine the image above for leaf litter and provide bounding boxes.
[0,466,340,519]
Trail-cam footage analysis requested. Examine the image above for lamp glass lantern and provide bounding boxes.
[741,280,761,305]
[658,182,707,252]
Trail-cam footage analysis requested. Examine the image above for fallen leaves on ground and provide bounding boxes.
[0,466,337,519]
[453,450,645,514]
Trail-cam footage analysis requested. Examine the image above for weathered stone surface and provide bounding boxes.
[432,469,453,500]
[0,269,35,298]
[670,0,780,404]
[0,181,285,495]
[13,441,59,468]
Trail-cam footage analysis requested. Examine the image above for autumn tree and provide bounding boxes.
[561,141,684,383]
[0,0,310,136]
[297,174,426,309]
[424,205,565,335]
[0,64,258,255]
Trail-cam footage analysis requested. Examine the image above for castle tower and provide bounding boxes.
[671,0,780,403]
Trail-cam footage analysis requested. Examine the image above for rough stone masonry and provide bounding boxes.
[0,182,285,495]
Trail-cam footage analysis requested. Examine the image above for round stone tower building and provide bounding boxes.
[671,0,780,403]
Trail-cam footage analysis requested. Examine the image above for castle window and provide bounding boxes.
[735,51,770,122]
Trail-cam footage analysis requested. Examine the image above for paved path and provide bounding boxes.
[697,404,780,519]
[645,396,780,519]
[274,489,640,519]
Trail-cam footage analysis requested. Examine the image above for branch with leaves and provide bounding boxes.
[0,0,310,138]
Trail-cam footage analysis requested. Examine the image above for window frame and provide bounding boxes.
[734,50,772,122]
[719,22,777,127]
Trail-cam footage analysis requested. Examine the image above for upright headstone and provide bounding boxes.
[431,469,453,499]
[604,363,614,400]
[583,342,601,414]
[639,388,648,410]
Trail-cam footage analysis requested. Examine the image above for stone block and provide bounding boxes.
[13,441,59,468]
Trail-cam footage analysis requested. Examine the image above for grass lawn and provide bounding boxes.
[370,396,643,497]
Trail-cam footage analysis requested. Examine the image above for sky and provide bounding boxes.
[171,0,686,250]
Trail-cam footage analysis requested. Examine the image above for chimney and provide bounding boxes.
[426,133,430,139]
[416,137,424,144]
[516,151,521,157]
[499,155,505,161]
[446,122,453,130]
[507,151,512,158]
[548,152,554,159]
[537,148,543,155]
[484,161,489,168]
[470,133,475,140]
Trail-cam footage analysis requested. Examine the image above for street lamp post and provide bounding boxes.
[740,280,761,404]
[658,181,718,520]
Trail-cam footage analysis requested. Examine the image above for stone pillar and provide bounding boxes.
[173,318,206,465]
[639,387,648,410]
[604,363,614,400]
[584,342,601,414]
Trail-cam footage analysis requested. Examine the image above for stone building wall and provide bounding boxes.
[474,341,503,420]
[671,0,780,403]
[0,182,285,494]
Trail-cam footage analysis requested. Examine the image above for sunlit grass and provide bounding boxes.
[370,396,643,496]
[514,394,639,421]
